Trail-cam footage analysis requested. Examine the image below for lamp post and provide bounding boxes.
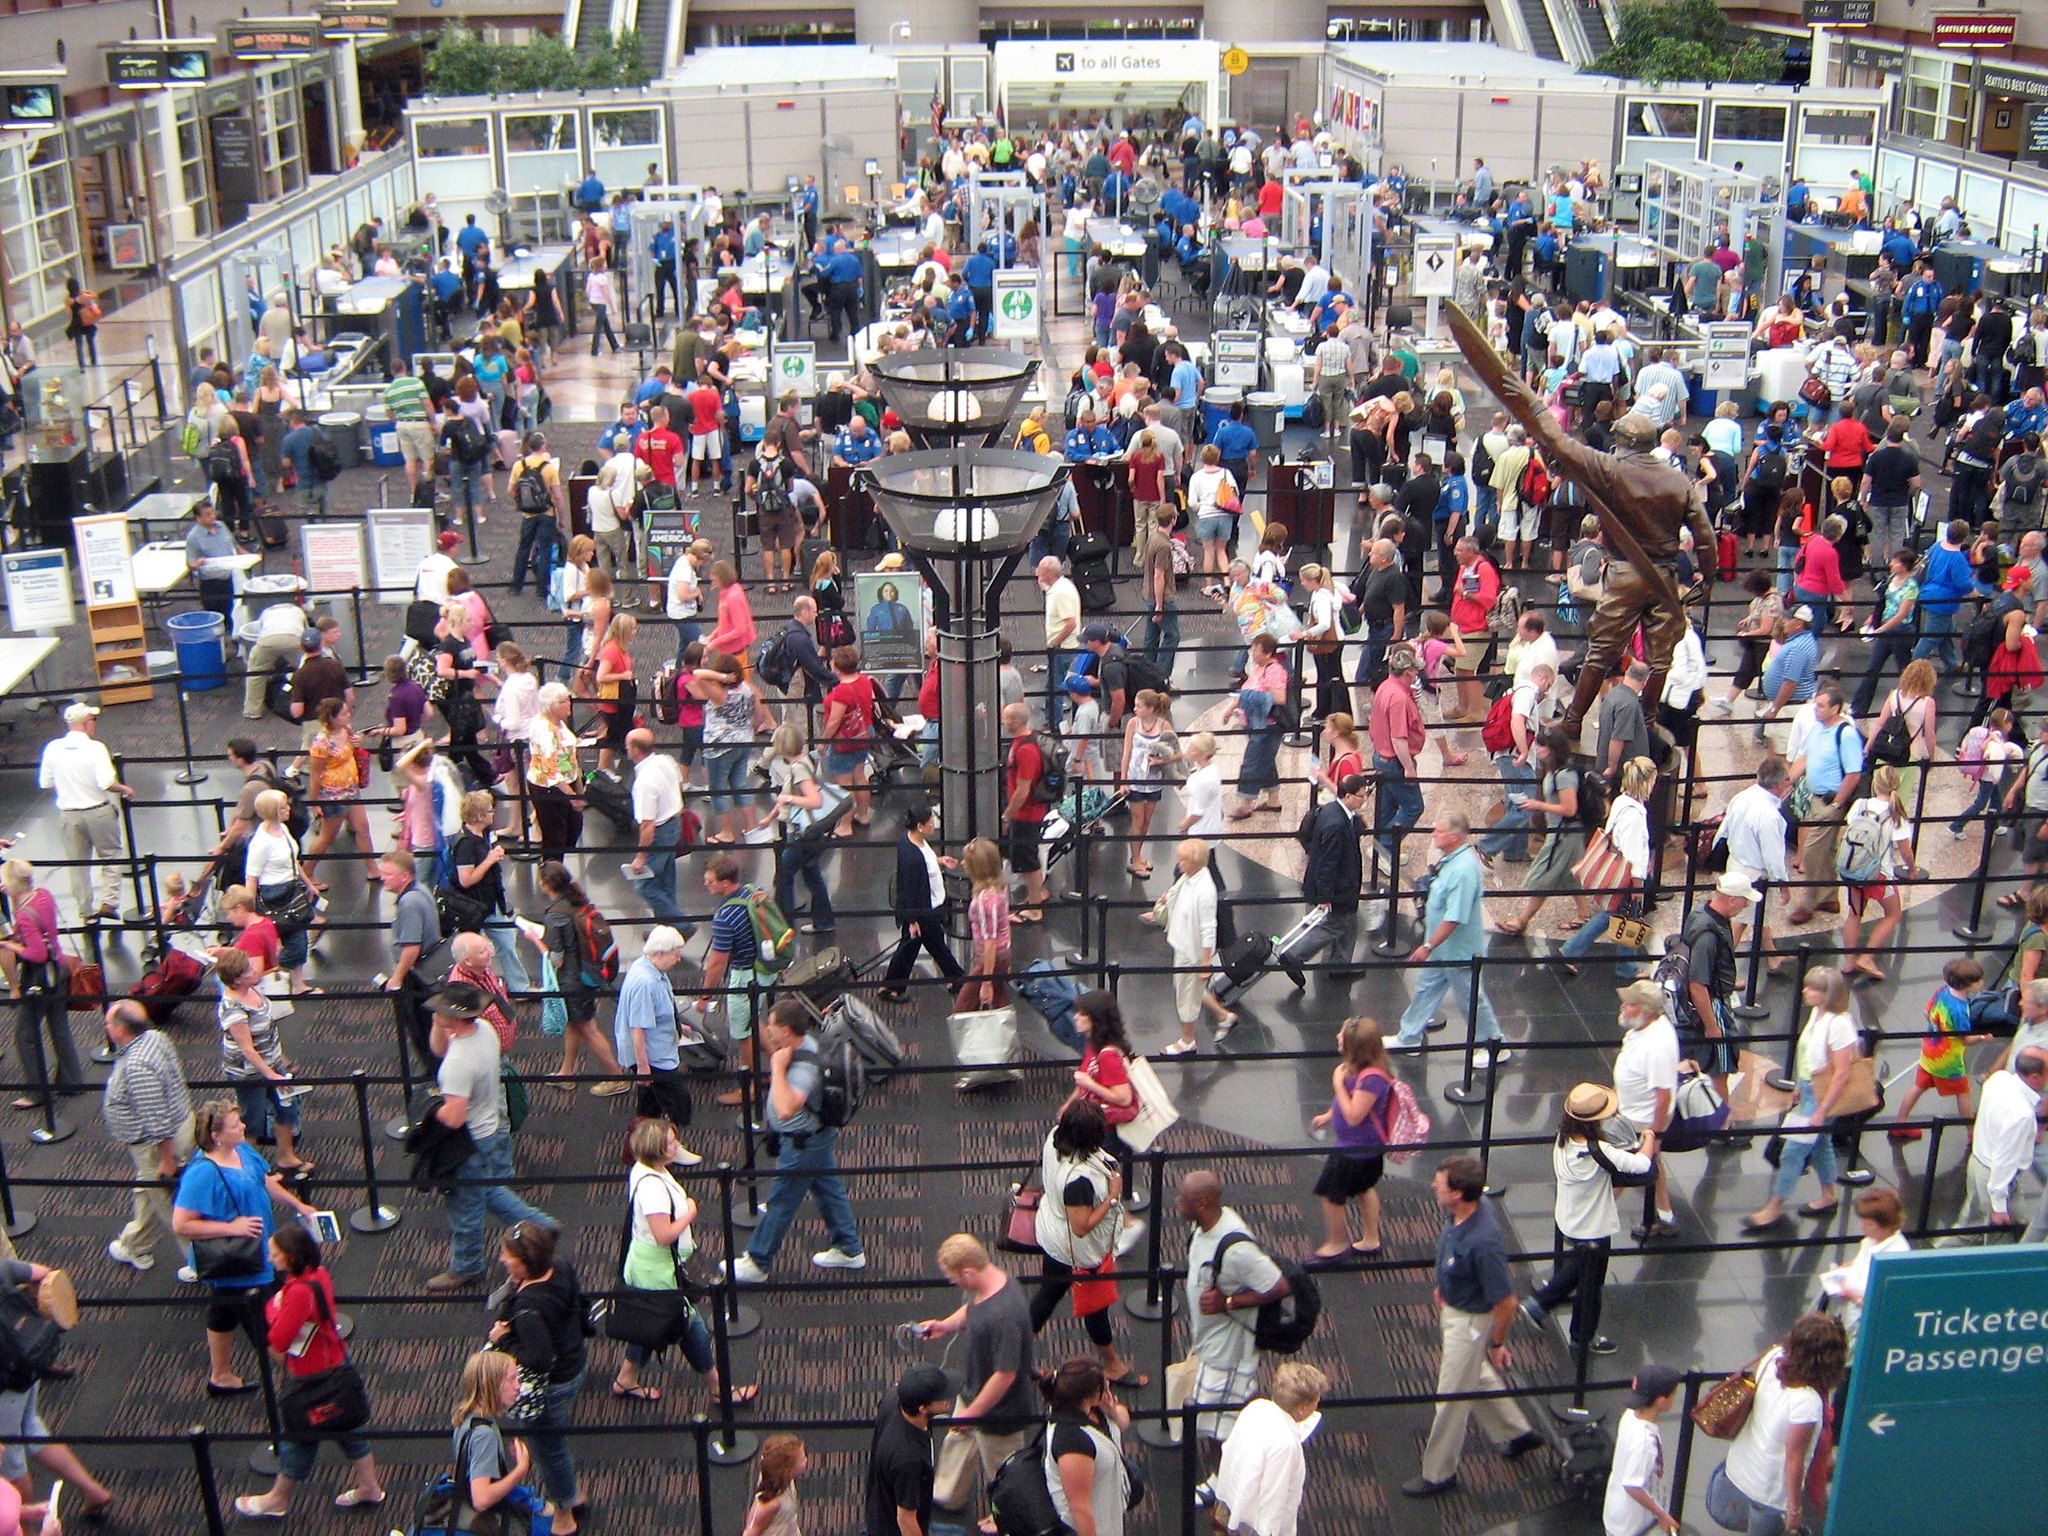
[860,348,1064,849]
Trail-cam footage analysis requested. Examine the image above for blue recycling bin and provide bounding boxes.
[165,609,225,691]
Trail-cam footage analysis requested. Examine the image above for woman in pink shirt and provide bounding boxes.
[1791,511,1853,631]
[959,838,1011,1014]
[706,561,756,681]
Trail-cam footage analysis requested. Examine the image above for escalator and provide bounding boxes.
[1577,0,1612,58]
[573,0,615,56]
[634,0,672,77]
[1517,0,1566,60]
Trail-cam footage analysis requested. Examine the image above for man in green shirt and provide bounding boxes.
[383,368,437,497]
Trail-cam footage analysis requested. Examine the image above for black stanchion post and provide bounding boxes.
[1373,826,1405,955]
[173,681,208,786]
[347,587,375,684]
[1132,1264,1179,1450]
[1550,1330,1597,1423]
[115,754,145,919]
[1475,1034,1507,1198]
[735,975,763,1225]
[705,1280,760,1464]
[247,1315,284,1474]
[1442,958,1490,1106]
[1667,1373,1702,1515]
[189,1424,230,1536]
[510,740,539,861]
[1094,894,1111,987]
[348,1068,401,1234]
[1765,940,1812,1093]
[1126,1150,1167,1321]
[1065,830,1093,969]
[692,1417,716,1536]
[1912,1119,1944,1240]
[460,496,486,566]
[385,995,419,1140]
[1954,812,1997,943]
[0,1130,35,1237]
[1178,1400,1200,1536]
[20,983,72,1145]
[1733,878,1772,1019]
[713,1164,762,1337]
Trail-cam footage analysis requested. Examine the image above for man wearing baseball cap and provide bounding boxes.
[38,703,134,923]
[1605,1363,1684,1535]
[1756,605,1819,754]
[865,1364,954,1536]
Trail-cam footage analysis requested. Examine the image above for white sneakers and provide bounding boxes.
[107,1239,154,1272]
[176,1264,199,1284]
[1114,1220,1148,1258]
[813,1247,867,1270]
[726,1255,768,1285]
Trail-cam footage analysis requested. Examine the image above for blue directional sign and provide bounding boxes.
[1828,1245,2048,1535]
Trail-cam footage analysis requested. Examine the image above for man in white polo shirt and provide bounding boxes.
[37,704,135,922]
[624,728,691,933]
[1037,555,1081,727]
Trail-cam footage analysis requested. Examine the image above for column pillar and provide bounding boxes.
[149,89,197,250]
[334,41,365,158]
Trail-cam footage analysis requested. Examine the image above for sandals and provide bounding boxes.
[233,1497,285,1520]
[611,1382,663,1402]
[1495,919,1526,936]
[1799,1201,1840,1218]
[728,1382,761,1406]
[1557,917,1588,933]
[332,1490,386,1509]
[1103,1368,1150,1389]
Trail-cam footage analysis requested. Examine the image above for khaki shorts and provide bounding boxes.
[395,419,436,467]
[1452,630,1487,674]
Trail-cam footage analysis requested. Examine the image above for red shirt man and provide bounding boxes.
[1257,179,1285,219]
[1107,138,1137,177]
[1369,666,1427,764]
[1447,543,1501,635]
[686,382,723,440]
[640,408,682,487]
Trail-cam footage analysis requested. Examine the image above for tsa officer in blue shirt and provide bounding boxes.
[1064,412,1116,463]
[650,219,679,317]
[798,174,820,250]
[824,248,864,342]
[834,416,882,468]
[961,250,997,341]
[575,169,606,214]
[944,274,979,347]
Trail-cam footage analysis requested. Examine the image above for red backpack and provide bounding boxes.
[1517,450,1554,508]
[1480,689,1519,756]
[573,903,619,986]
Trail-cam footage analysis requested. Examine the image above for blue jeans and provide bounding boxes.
[627,815,689,925]
[513,515,559,596]
[1950,777,2003,833]
[524,1367,586,1506]
[1911,608,1957,666]
[776,835,833,930]
[705,748,750,815]
[1373,753,1423,865]
[1143,600,1181,676]
[1770,1079,1838,1202]
[1355,619,1393,686]
[451,458,486,524]
[1790,587,1832,632]
[1477,755,1539,859]
[1396,959,1503,1045]
[1559,910,1644,981]
[445,1130,550,1279]
[747,1128,861,1267]
[1774,545,1797,598]
[1706,1461,1787,1536]
[485,915,530,992]
[673,616,701,664]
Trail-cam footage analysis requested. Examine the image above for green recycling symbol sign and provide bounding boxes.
[779,355,806,377]
[1000,288,1035,320]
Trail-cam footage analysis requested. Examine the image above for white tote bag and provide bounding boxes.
[1120,1055,1180,1153]
[947,1006,1022,1089]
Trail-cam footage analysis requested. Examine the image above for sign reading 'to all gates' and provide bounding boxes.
[773,342,815,401]
[992,268,1040,340]
[1827,1245,2048,1535]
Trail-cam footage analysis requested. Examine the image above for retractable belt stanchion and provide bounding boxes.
[1132,1262,1180,1451]
[246,1311,284,1475]
[348,1068,402,1234]
[174,679,209,786]
[1765,941,1814,1094]
[713,1164,762,1338]
[1442,957,1491,1107]
[1125,1149,1168,1322]
[0,1128,35,1237]
[189,1425,231,1536]
[691,1417,717,1535]
[386,989,421,1140]
[1733,878,1772,1020]
[1954,811,1997,944]
[1913,1119,1946,1240]
[21,982,73,1145]
[706,1279,759,1464]
[86,920,115,1064]
[347,587,376,684]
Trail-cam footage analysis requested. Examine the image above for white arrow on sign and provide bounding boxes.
[1867,1412,1895,1436]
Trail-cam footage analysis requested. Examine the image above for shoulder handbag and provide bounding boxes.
[191,1160,268,1283]
[1813,1051,1881,1122]
[260,844,318,937]
[1570,830,1634,912]
[1120,1055,1180,1154]
[999,1168,1043,1254]
[1692,1349,1771,1441]
[279,1280,372,1436]
[603,1185,697,1352]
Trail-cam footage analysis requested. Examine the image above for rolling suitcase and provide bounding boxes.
[824,992,905,1082]
[582,768,634,836]
[1208,933,1272,1007]
[1069,530,1117,613]
[1270,908,1329,990]
[784,945,859,1007]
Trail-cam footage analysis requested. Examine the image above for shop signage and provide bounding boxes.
[105,42,213,90]
[225,20,321,60]
[1828,1246,2048,1536]
[1802,0,1873,26]
[1,549,73,632]
[69,111,139,157]
[1980,67,2048,102]
[1843,40,1905,72]
[320,6,394,41]
[210,115,261,205]
[2026,105,2048,166]
[204,80,246,114]
[1931,12,2016,48]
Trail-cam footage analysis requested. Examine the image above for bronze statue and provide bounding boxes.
[1444,301,1714,735]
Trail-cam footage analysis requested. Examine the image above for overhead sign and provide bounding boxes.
[1701,322,1752,391]
[1222,47,1250,77]
[225,20,322,59]
[210,116,261,206]
[2,549,74,631]
[997,39,1223,84]
[104,42,213,90]
[1802,0,1873,24]
[321,3,394,40]
[772,341,816,401]
[1830,1246,2048,1535]
[69,110,140,157]
[0,82,58,128]
[991,268,1040,340]
[72,514,135,609]
[1412,235,1457,298]
[1931,12,2016,47]
[1980,67,2048,102]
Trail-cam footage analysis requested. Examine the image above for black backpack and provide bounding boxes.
[1867,694,1917,769]
[258,764,313,842]
[1027,732,1070,805]
[1120,649,1174,700]
[306,434,342,483]
[514,460,552,515]
[206,438,243,486]
[756,626,802,690]
[449,417,490,466]
[988,1437,1062,1536]
[1964,591,2023,672]
[1206,1231,1319,1354]
[0,1284,61,1393]
[1569,756,1608,828]
[811,1025,865,1128]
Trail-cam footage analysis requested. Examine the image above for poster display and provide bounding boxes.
[2,549,74,630]
[365,508,436,604]
[73,513,135,607]
[852,571,930,674]
[300,520,368,597]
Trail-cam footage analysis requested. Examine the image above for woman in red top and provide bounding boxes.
[706,562,756,681]
[1126,432,1168,557]
[1815,412,1874,498]
[1791,512,1853,632]
[592,612,639,772]
[1318,713,1367,796]
[234,1223,383,1517]
[820,646,878,833]
[219,886,283,981]
[1062,991,1141,1197]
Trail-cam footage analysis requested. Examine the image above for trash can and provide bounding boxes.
[318,411,363,469]
[366,405,402,467]
[165,609,226,692]
[1202,386,1243,440]
[1247,391,1284,453]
